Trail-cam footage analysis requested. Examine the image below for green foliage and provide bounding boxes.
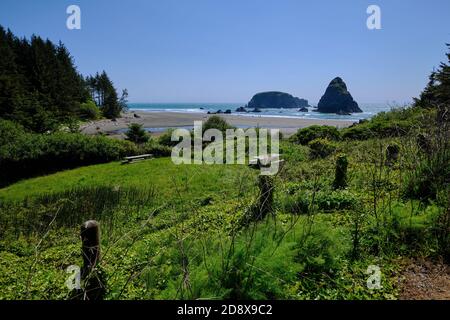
[0,119,26,146]
[0,26,89,132]
[315,190,357,211]
[403,152,450,201]
[0,185,157,238]
[125,123,150,144]
[0,26,127,131]
[341,107,433,140]
[290,125,340,145]
[333,154,348,189]
[203,116,234,133]
[280,189,358,214]
[85,71,127,119]
[415,44,450,109]
[158,129,178,147]
[296,223,350,274]
[385,143,400,165]
[0,123,138,186]
[79,100,101,120]
[308,138,337,159]
[158,222,301,300]
[142,141,172,157]
[280,191,310,215]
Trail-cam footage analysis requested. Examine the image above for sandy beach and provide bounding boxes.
[80,111,357,138]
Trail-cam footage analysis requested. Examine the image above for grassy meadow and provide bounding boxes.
[1,112,448,299]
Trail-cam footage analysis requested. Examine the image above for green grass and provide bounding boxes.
[0,131,448,300]
[0,158,256,203]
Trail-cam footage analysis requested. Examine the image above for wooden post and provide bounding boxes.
[80,220,105,300]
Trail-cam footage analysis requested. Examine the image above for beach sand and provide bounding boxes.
[80,111,357,138]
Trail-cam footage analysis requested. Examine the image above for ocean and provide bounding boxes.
[127,102,394,122]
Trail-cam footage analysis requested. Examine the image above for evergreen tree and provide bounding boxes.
[0,25,128,131]
[85,71,127,119]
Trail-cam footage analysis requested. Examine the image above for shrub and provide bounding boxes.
[308,138,337,159]
[125,123,149,144]
[79,100,101,120]
[203,116,234,133]
[142,141,172,157]
[280,189,357,214]
[280,192,310,215]
[296,223,349,274]
[0,119,26,146]
[341,106,433,140]
[158,129,178,147]
[315,190,357,211]
[290,125,340,145]
[0,132,137,186]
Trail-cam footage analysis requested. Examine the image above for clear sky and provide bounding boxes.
[1,0,449,103]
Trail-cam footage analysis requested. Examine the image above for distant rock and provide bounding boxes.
[235,106,247,112]
[317,77,362,114]
[133,113,141,118]
[252,108,262,113]
[224,109,231,114]
[217,110,223,114]
[247,91,308,109]
[298,107,308,112]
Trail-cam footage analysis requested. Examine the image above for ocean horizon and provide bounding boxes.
[127,102,403,122]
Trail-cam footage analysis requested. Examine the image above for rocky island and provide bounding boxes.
[317,77,362,114]
[247,91,308,109]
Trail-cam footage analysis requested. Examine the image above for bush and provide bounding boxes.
[341,106,434,140]
[203,116,234,133]
[0,119,26,146]
[280,189,358,214]
[280,192,310,215]
[315,190,357,211]
[0,131,137,187]
[296,223,349,274]
[142,141,172,157]
[125,123,149,144]
[79,100,101,120]
[290,125,340,145]
[158,129,179,147]
[308,138,337,159]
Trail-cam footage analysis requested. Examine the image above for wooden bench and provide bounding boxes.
[121,154,154,164]
[249,153,284,168]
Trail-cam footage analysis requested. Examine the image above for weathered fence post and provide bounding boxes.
[385,144,400,166]
[256,175,274,220]
[80,220,105,300]
[333,154,348,190]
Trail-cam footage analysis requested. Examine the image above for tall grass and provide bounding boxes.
[0,185,157,240]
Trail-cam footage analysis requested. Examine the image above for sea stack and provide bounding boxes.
[317,77,362,113]
[247,91,308,109]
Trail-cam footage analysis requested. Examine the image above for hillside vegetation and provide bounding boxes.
[0,32,449,300]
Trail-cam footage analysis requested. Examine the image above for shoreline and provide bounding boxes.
[80,111,357,138]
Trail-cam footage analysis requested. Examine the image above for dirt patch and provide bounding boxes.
[399,259,450,300]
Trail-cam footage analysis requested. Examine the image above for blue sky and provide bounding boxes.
[0,0,449,103]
